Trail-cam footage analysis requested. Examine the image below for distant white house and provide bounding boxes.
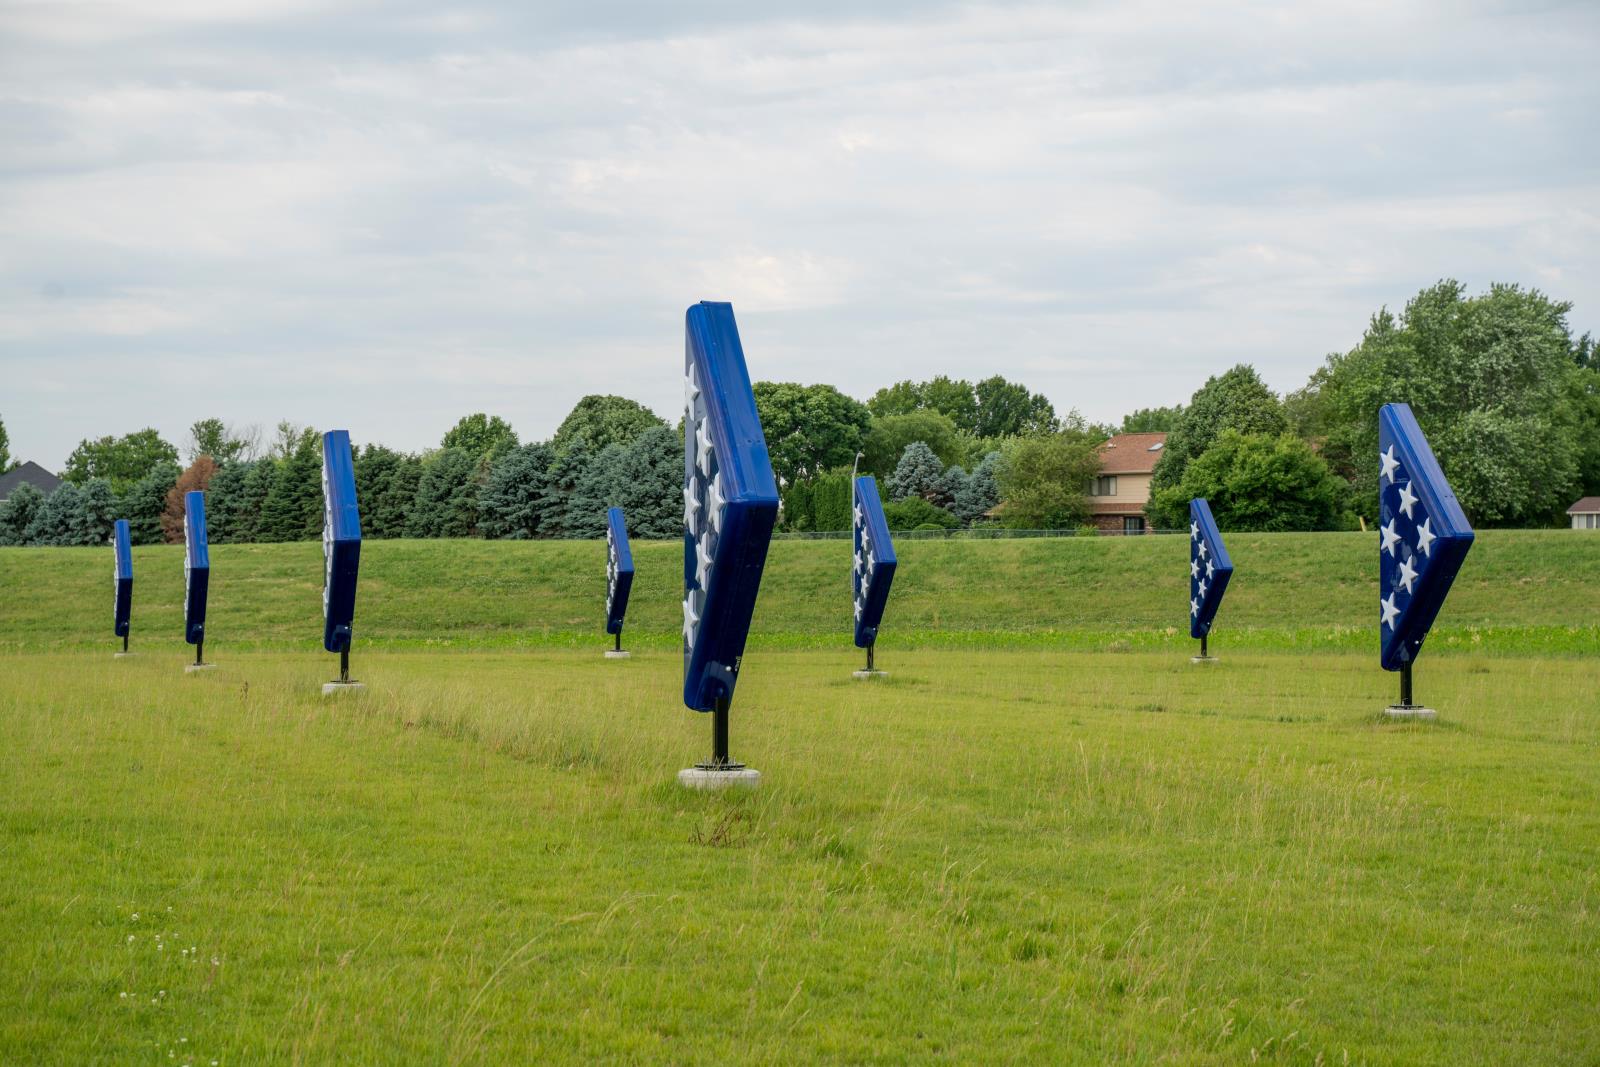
[1568,496,1600,530]
[0,461,61,503]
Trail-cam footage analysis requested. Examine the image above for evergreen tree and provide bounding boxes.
[407,447,480,538]
[780,478,815,531]
[233,459,278,543]
[479,443,557,539]
[119,460,180,545]
[565,442,629,539]
[258,432,322,542]
[354,446,404,537]
[24,481,83,545]
[542,437,594,538]
[371,453,422,538]
[886,441,947,502]
[952,451,1002,523]
[160,456,219,543]
[611,426,682,538]
[934,464,968,511]
[205,459,252,543]
[74,479,118,546]
[810,468,854,531]
[0,482,44,545]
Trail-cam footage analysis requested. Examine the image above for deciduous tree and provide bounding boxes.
[441,413,519,462]
[1148,365,1287,527]
[752,382,871,486]
[63,429,179,494]
[551,396,665,455]
[1151,430,1348,532]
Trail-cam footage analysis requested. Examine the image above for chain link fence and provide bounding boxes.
[773,527,1188,541]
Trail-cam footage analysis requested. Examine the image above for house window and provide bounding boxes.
[1123,516,1145,535]
[1090,475,1117,497]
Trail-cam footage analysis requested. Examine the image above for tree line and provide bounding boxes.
[0,279,1593,545]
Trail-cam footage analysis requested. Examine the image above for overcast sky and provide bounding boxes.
[2,0,1596,469]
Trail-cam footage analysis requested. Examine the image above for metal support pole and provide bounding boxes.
[1400,660,1413,707]
[614,631,622,653]
[712,696,730,766]
[340,647,350,684]
[1200,633,1208,658]
[123,633,129,654]
[196,640,203,666]
[866,641,875,671]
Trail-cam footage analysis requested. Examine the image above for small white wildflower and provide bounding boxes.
[180,1037,187,1043]
[159,989,166,997]
[128,935,136,943]
[132,913,140,922]
[119,992,128,999]
[211,956,220,966]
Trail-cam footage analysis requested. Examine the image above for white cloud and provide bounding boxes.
[0,0,1596,466]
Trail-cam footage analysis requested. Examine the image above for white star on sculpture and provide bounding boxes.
[1380,445,1400,484]
[683,482,701,536]
[1197,541,1208,559]
[696,534,715,588]
[1190,596,1199,617]
[1190,520,1200,539]
[1198,579,1208,599]
[1397,481,1419,519]
[1397,556,1419,595]
[1380,592,1400,630]
[1205,559,1215,579]
[854,548,865,576]
[853,503,863,528]
[695,420,715,475]
[866,546,876,575]
[706,473,726,533]
[1380,519,1401,557]
[1190,560,1199,579]
[1415,517,1436,557]
[682,592,700,644]
[684,361,700,410]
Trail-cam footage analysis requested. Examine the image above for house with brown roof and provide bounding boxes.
[1569,496,1600,530]
[1089,432,1166,534]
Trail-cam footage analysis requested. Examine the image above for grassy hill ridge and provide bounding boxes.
[3,530,1596,654]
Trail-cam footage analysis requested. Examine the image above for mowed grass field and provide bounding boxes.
[2,532,1598,1063]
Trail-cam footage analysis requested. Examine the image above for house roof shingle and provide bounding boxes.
[0,461,61,500]
[1097,432,1168,475]
[1568,496,1600,515]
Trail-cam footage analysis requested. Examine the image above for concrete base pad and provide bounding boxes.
[113,652,136,659]
[1383,705,1438,721]
[185,663,218,673]
[604,650,631,659]
[1190,656,1219,665]
[678,766,762,790]
[852,670,888,680]
[322,681,367,696]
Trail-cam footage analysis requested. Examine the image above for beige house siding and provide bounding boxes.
[1088,471,1154,506]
